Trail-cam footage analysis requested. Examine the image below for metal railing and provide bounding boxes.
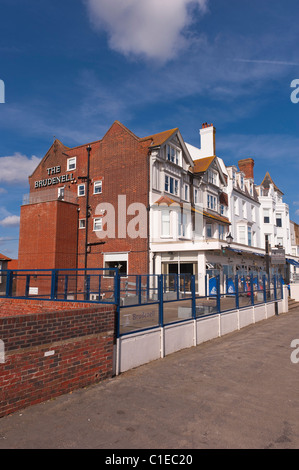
[0,268,118,304]
[0,269,283,338]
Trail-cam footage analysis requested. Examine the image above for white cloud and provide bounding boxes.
[0,215,20,227]
[85,0,208,61]
[0,153,40,184]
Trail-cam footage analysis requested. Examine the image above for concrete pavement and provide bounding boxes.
[1,307,299,449]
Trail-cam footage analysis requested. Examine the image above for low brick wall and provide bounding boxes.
[0,299,116,417]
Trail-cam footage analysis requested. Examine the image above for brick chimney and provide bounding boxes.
[238,158,255,179]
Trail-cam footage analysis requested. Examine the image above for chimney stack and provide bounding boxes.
[238,158,255,179]
[199,123,216,157]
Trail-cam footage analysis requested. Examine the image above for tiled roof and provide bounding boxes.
[141,128,178,147]
[193,156,215,174]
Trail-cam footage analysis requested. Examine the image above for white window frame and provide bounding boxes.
[93,217,103,232]
[78,184,85,197]
[178,212,187,238]
[165,175,179,196]
[207,193,217,211]
[238,225,246,244]
[94,181,102,194]
[206,223,213,239]
[161,210,171,238]
[58,186,65,199]
[79,219,86,229]
[67,157,76,171]
[184,184,189,202]
[166,144,180,165]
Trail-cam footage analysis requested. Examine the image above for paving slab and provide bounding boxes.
[1,309,299,449]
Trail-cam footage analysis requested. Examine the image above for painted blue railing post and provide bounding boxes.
[235,274,239,309]
[115,270,121,339]
[216,275,221,313]
[191,275,196,319]
[98,274,101,299]
[250,274,254,306]
[274,275,277,301]
[176,273,179,300]
[25,275,30,297]
[50,269,58,300]
[64,275,68,300]
[263,275,267,303]
[5,270,13,297]
[158,275,164,327]
[138,275,142,305]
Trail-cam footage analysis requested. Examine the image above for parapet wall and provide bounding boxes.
[0,299,116,417]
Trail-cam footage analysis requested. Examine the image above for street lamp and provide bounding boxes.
[226,232,233,246]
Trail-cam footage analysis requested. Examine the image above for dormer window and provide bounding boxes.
[208,170,217,185]
[166,144,180,165]
[240,175,244,190]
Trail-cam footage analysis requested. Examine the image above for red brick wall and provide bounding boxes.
[18,200,78,271]
[0,299,116,417]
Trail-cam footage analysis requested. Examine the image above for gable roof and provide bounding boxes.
[260,172,284,195]
[141,128,178,147]
[193,156,216,174]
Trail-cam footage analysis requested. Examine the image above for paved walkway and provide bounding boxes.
[1,308,299,449]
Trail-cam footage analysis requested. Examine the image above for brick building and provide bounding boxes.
[18,120,177,277]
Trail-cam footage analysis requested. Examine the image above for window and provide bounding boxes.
[234,197,239,216]
[152,164,159,190]
[208,170,217,185]
[219,224,225,240]
[207,194,217,211]
[104,253,128,277]
[232,171,236,187]
[78,184,85,197]
[206,224,212,238]
[67,157,76,171]
[79,219,86,229]
[263,209,270,224]
[161,210,171,237]
[238,225,246,244]
[240,175,244,190]
[242,201,247,219]
[167,145,179,165]
[94,181,102,194]
[57,187,64,199]
[184,184,189,201]
[248,226,252,246]
[194,189,198,204]
[93,218,102,231]
[165,175,179,196]
[276,213,282,227]
[220,204,225,216]
[178,212,187,237]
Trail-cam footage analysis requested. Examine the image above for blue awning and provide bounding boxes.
[226,247,264,257]
[286,258,299,267]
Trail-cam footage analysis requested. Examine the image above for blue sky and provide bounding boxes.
[0,0,299,259]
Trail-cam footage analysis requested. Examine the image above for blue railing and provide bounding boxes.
[0,268,118,304]
[117,273,283,337]
[0,269,283,337]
